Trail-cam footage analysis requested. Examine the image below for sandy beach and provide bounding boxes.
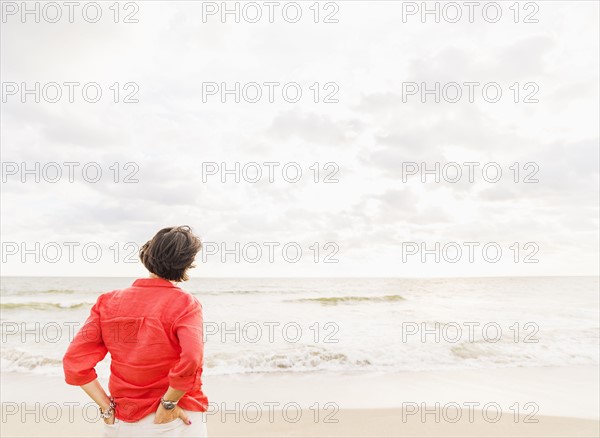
[2,365,598,437]
[1,406,598,437]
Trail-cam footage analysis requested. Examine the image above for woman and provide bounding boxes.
[63,226,208,437]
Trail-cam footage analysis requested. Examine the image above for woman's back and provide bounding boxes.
[64,277,208,421]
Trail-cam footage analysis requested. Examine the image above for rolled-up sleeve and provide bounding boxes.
[168,297,204,391]
[63,294,108,386]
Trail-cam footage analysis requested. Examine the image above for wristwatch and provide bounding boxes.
[160,397,179,410]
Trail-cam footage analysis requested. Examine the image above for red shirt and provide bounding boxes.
[63,278,208,421]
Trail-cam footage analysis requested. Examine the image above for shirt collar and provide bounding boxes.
[132,278,177,288]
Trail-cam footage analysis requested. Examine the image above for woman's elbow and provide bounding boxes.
[62,351,95,385]
[181,351,203,370]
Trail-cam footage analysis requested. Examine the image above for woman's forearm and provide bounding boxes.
[163,386,186,402]
[81,379,112,411]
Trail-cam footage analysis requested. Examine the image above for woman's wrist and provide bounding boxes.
[162,386,185,403]
[99,397,116,418]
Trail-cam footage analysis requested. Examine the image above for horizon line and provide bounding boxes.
[1,274,599,280]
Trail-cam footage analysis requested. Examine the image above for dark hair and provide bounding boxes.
[139,226,202,282]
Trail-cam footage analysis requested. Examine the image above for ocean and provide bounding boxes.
[1,276,598,378]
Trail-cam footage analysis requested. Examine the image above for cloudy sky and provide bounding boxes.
[1,1,598,277]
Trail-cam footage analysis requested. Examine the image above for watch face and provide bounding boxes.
[163,401,176,410]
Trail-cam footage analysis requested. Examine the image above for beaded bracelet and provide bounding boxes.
[100,397,116,419]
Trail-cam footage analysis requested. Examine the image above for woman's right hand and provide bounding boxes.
[153,404,191,425]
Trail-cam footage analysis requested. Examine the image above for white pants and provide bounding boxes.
[102,409,207,437]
